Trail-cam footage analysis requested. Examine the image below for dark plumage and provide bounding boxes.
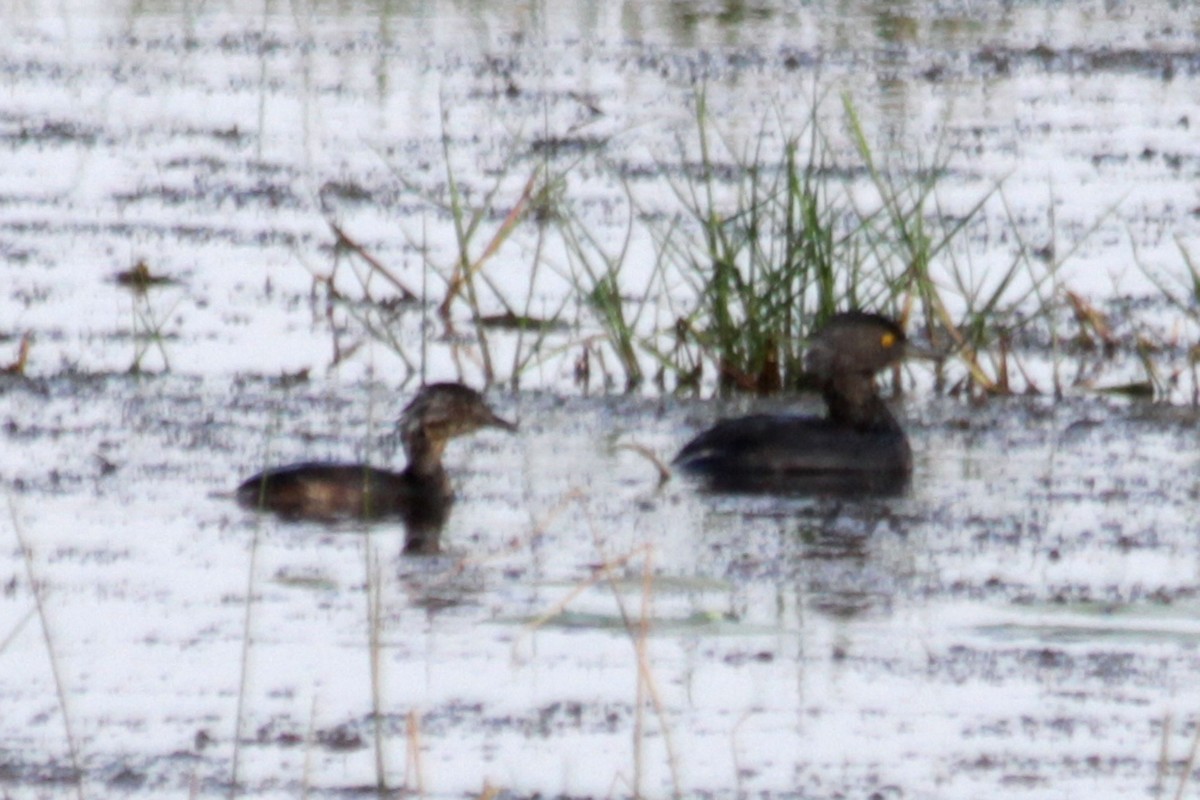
[674,312,912,494]
[236,383,516,553]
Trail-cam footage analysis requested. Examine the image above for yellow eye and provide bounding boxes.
[881,332,896,349]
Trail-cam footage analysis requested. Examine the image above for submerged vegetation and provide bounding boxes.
[310,88,1196,403]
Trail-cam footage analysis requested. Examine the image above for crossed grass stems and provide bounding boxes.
[308,90,1200,403]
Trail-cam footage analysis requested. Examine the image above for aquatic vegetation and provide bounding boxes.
[663,88,855,394]
[114,260,182,374]
[10,7,1200,800]
[319,87,1093,399]
[291,77,1200,404]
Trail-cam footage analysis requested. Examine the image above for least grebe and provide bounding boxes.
[673,312,912,494]
[236,382,516,553]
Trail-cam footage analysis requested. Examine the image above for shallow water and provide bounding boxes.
[3,0,1200,389]
[4,374,1200,799]
[3,2,1200,799]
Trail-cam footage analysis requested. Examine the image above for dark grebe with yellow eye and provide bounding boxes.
[673,312,912,494]
[236,382,516,553]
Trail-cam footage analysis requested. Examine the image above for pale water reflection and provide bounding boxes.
[2,2,1200,798]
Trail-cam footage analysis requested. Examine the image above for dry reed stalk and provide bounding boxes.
[405,709,425,796]
[7,496,83,800]
[328,221,419,302]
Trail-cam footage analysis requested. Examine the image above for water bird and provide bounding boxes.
[673,312,913,494]
[236,382,516,553]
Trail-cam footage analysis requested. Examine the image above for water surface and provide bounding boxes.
[3,2,1200,798]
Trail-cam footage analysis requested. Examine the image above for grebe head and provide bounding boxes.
[399,382,517,455]
[804,312,907,381]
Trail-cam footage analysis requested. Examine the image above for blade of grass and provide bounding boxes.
[7,496,83,800]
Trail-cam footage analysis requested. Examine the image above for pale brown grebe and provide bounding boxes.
[237,382,515,553]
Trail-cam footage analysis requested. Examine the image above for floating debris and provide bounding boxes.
[111,260,177,292]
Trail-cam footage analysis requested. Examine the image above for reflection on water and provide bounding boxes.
[1,374,1199,798]
[2,0,1195,392]
[2,1,1200,797]
[682,466,912,496]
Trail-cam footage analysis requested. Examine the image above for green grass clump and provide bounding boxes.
[313,87,1135,400]
[663,90,868,394]
[638,89,1007,396]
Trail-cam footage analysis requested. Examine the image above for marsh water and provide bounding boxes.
[4,2,1200,798]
